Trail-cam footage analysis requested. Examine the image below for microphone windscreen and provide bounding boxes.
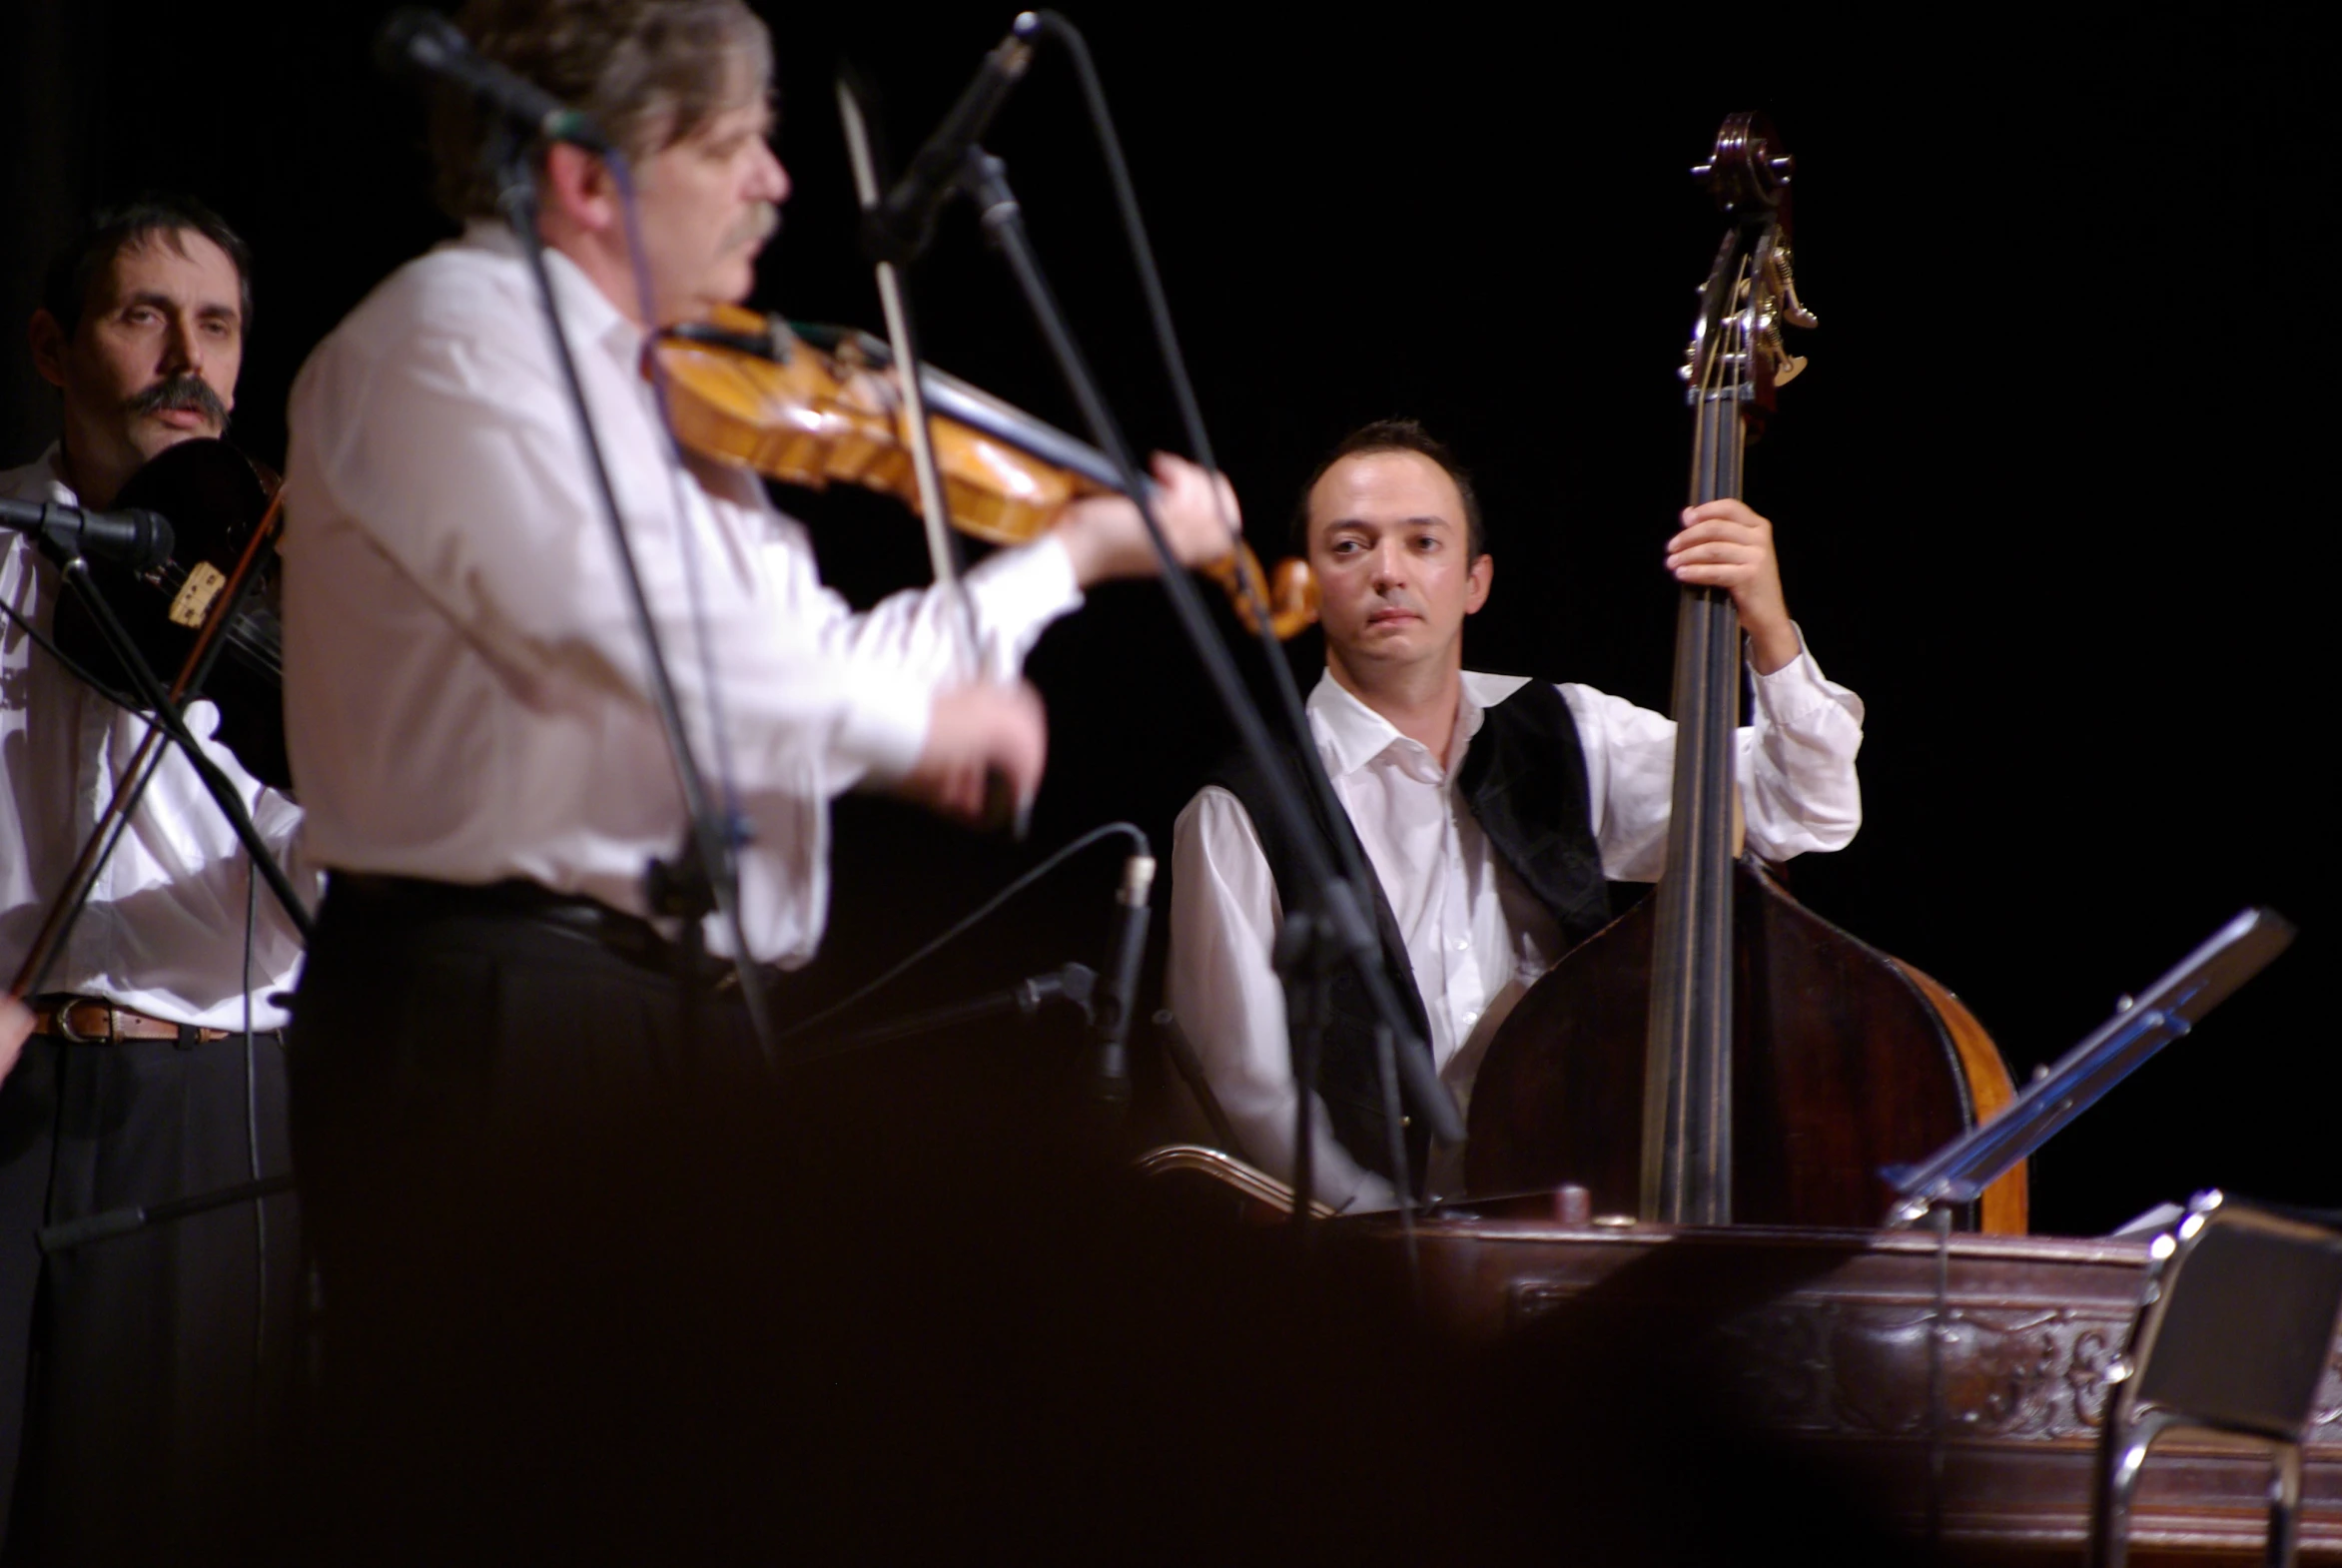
[374,7,464,80]
[120,509,175,571]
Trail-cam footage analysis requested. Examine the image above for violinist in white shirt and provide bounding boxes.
[1166,418,1865,1210]
[277,0,1239,1547]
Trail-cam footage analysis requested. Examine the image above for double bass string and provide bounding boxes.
[1697,258,1754,1191]
[1645,250,1754,1218]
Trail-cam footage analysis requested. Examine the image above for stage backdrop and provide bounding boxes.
[1,3,2324,1232]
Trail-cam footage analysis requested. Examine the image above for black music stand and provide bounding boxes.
[1883,907,2296,1228]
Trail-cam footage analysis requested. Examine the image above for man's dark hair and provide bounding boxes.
[1289,417,1487,559]
[431,0,773,222]
[41,196,254,340]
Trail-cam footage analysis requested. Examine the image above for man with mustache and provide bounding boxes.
[1165,419,1865,1210]
[277,0,1238,1544]
[1,198,309,1557]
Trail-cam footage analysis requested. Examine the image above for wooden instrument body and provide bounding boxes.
[654,307,1320,637]
[1465,861,2027,1230]
[659,307,1099,546]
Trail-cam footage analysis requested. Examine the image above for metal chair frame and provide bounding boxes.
[2090,1191,2342,1568]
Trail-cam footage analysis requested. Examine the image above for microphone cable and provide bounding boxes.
[241,851,269,1421]
[770,819,1148,1052]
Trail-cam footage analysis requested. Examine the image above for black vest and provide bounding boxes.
[1205,679,1611,1191]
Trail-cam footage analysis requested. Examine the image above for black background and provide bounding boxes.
[2,2,2328,1235]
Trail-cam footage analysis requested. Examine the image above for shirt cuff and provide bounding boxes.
[1749,622,1838,723]
[834,668,933,783]
[964,532,1085,674]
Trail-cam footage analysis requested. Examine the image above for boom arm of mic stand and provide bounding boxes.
[956,147,1464,1153]
[991,21,1436,1218]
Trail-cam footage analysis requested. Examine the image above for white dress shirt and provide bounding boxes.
[282,223,1084,965]
[1,446,311,1030]
[1167,647,1865,1211]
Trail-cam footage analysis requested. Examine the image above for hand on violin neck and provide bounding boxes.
[1053,453,1240,587]
[1667,498,1800,674]
[898,679,1048,826]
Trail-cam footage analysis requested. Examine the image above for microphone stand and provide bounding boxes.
[953,146,1463,1235]
[1024,10,1429,1239]
[482,121,778,1065]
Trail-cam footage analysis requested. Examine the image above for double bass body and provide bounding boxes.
[1464,860,2027,1230]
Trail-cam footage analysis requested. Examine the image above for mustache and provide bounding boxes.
[725,202,781,252]
[128,375,229,427]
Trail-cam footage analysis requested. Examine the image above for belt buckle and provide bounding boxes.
[54,999,114,1044]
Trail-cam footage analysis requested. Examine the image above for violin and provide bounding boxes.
[652,305,1320,639]
[51,437,290,789]
[1464,116,2026,1231]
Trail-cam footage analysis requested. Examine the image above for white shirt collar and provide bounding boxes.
[457,218,641,367]
[34,441,74,502]
[0,441,76,507]
[1304,667,1533,780]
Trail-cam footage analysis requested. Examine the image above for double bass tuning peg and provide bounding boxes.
[1766,244,1820,332]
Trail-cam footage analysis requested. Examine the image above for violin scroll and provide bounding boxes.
[1204,545,1319,641]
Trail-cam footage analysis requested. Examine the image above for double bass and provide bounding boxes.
[1464,116,2025,1232]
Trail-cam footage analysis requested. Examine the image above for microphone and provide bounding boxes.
[0,498,175,572]
[861,14,1039,265]
[374,7,612,153]
[1088,848,1156,1110]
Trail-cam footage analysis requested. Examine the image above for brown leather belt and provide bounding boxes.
[31,997,231,1044]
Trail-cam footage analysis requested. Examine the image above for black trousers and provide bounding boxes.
[284,876,808,1563]
[0,1025,298,1565]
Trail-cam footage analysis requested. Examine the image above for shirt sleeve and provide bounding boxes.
[290,312,988,797]
[776,526,1084,784]
[805,531,1083,691]
[104,698,320,1003]
[1560,625,1865,882]
[1166,786,1400,1213]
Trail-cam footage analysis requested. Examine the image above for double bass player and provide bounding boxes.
[1165,417,1865,1208]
